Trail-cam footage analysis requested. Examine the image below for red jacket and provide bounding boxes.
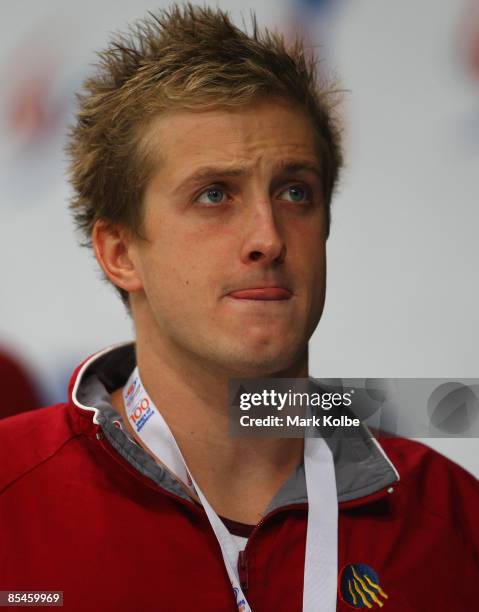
[1,344,478,611]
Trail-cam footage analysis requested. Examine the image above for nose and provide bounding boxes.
[240,203,287,266]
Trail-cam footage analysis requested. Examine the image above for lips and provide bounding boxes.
[228,287,292,300]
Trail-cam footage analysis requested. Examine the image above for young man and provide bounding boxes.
[1,6,478,611]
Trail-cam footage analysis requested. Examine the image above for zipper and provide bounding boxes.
[238,550,249,592]
[236,502,308,597]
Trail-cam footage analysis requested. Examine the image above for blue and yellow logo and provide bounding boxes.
[339,563,388,609]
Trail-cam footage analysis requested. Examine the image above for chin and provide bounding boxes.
[224,344,304,377]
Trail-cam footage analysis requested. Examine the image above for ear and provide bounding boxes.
[92,219,143,294]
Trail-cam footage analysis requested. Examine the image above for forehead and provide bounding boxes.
[140,99,320,179]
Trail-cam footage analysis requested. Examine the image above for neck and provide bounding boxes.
[113,332,309,524]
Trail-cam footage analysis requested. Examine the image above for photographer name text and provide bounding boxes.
[239,414,360,428]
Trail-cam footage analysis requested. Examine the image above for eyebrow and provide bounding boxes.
[277,161,322,180]
[174,160,323,194]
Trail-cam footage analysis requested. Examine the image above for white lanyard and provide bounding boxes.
[123,367,338,611]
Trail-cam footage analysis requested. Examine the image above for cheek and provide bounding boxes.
[292,221,326,265]
[139,224,231,297]
[292,230,326,307]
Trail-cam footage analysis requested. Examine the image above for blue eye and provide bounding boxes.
[278,185,311,203]
[197,187,226,205]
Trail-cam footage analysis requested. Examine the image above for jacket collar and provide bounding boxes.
[70,343,400,509]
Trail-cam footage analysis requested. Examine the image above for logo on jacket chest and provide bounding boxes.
[339,563,388,609]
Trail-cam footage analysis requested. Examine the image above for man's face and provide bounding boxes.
[129,98,327,376]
